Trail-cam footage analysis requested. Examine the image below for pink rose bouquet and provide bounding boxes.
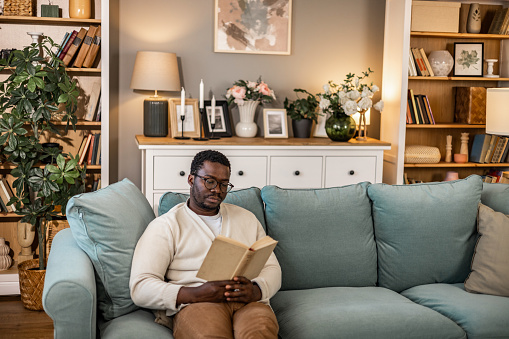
[225,77,276,106]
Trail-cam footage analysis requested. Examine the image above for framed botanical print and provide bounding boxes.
[263,109,288,138]
[453,42,484,77]
[203,100,233,138]
[169,98,200,138]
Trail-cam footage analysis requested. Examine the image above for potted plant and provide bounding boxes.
[284,89,321,138]
[0,37,86,310]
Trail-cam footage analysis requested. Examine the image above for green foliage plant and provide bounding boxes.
[284,89,321,122]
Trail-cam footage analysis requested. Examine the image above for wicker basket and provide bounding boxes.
[18,259,45,311]
[3,0,36,16]
[45,220,70,259]
[404,145,441,164]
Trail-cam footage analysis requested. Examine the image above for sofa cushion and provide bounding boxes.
[67,178,156,321]
[481,182,509,214]
[367,176,482,292]
[99,309,173,339]
[271,286,466,339]
[261,183,377,290]
[464,204,509,297]
[401,283,509,339]
[158,187,266,230]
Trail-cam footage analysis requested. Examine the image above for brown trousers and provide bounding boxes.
[173,301,279,339]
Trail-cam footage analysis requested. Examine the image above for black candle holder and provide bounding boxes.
[174,115,190,140]
[193,108,208,141]
[209,122,220,140]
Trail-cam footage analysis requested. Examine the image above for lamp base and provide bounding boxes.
[143,98,168,137]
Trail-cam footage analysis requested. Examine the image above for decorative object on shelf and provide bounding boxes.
[130,51,181,138]
[444,171,459,181]
[41,0,59,17]
[318,69,383,142]
[27,32,43,46]
[460,133,469,159]
[68,0,91,19]
[203,99,232,138]
[453,42,484,77]
[3,0,36,16]
[263,109,288,138]
[428,50,454,77]
[194,79,208,141]
[214,0,292,55]
[17,222,35,263]
[169,98,200,139]
[225,78,276,138]
[445,135,452,163]
[207,95,220,140]
[485,59,499,78]
[18,259,45,310]
[486,88,509,136]
[411,1,461,33]
[454,87,486,124]
[284,89,321,138]
[0,237,12,271]
[404,145,441,164]
[467,3,481,34]
[454,153,468,163]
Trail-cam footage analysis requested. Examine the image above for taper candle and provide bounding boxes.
[180,87,185,117]
[211,95,216,123]
[199,80,204,109]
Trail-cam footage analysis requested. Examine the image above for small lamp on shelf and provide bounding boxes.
[130,51,181,137]
[486,88,509,136]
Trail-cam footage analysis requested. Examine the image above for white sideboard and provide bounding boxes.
[136,136,391,214]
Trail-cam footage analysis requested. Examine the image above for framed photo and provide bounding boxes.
[214,0,292,55]
[453,42,484,77]
[203,100,233,137]
[313,112,328,138]
[263,109,288,138]
[169,98,200,138]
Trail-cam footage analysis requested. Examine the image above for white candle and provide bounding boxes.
[180,87,185,117]
[211,95,216,124]
[199,79,204,109]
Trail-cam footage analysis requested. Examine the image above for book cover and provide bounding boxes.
[484,135,499,163]
[470,134,487,163]
[409,89,423,124]
[79,133,93,165]
[91,133,100,165]
[479,134,493,164]
[419,48,434,77]
[86,134,96,165]
[499,137,509,163]
[491,136,506,163]
[416,95,430,124]
[412,48,429,76]
[84,82,101,121]
[424,95,435,124]
[0,179,13,213]
[196,235,278,281]
[488,8,506,34]
[406,100,412,124]
[3,179,16,212]
[83,25,101,68]
[58,30,77,61]
[54,32,70,64]
[407,92,417,124]
[409,50,417,76]
[94,133,101,165]
[73,25,98,68]
[63,28,87,67]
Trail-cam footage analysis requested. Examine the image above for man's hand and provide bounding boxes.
[224,276,262,303]
[177,280,234,305]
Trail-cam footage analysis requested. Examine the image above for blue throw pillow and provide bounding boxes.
[67,179,156,321]
[481,182,509,214]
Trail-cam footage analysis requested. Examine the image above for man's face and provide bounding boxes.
[188,160,230,216]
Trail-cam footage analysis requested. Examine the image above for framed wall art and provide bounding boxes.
[214,0,292,55]
[453,42,484,77]
[203,100,233,137]
[169,98,200,138]
[263,109,288,138]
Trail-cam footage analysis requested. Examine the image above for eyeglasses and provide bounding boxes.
[194,174,234,193]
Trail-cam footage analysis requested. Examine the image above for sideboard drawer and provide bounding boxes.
[154,156,193,190]
[229,156,267,189]
[270,156,322,188]
[325,156,376,187]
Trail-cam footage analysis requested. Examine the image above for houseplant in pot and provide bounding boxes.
[284,89,321,138]
[0,37,86,310]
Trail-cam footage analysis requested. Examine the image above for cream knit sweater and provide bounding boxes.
[129,202,282,316]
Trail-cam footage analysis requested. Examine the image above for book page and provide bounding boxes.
[196,237,248,281]
[242,241,278,280]
[250,235,277,251]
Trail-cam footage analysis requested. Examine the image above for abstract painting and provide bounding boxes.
[214,0,292,55]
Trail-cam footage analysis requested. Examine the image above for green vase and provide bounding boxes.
[325,111,356,142]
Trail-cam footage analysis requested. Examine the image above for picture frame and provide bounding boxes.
[263,109,288,138]
[203,100,233,138]
[453,42,484,77]
[214,0,292,55]
[169,98,200,138]
[313,112,328,138]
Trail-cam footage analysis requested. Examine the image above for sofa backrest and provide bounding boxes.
[261,183,377,291]
[481,182,509,214]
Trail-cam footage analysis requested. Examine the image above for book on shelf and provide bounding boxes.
[95,96,102,122]
[63,28,87,67]
[500,138,509,163]
[491,137,507,163]
[79,133,94,165]
[84,81,101,121]
[90,133,100,165]
[416,95,430,124]
[58,30,78,61]
[411,48,428,76]
[95,133,101,165]
[73,25,98,68]
[419,48,434,77]
[196,235,278,281]
[499,8,509,35]
[408,89,422,124]
[83,25,101,68]
[86,134,96,165]
[484,136,499,164]
[488,8,508,34]
[423,95,435,124]
[54,32,71,66]
[470,134,491,163]
[0,178,14,213]
[408,49,418,77]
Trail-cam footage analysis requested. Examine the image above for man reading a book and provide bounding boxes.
[130,150,281,338]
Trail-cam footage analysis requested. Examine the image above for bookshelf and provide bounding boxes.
[381,0,509,184]
[0,0,110,292]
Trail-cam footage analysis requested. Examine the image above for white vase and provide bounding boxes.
[0,237,12,271]
[467,3,481,34]
[235,100,259,138]
[428,50,454,77]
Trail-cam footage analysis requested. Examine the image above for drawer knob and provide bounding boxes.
[179,171,186,176]
[349,170,355,175]
[294,170,300,176]
[238,171,244,176]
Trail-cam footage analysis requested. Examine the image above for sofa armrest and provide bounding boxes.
[43,228,97,339]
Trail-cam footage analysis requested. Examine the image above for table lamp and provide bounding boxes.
[130,51,180,137]
[486,88,509,136]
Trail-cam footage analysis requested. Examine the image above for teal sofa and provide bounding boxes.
[43,176,509,339]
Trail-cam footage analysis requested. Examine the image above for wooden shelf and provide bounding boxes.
[0,213,21,219]
[0,163,101,170]
[2,67,100,73]
[411,32,509,39]
[406,124,486,129]
[405,162,509,168]
[409,76,509,81]
[0,16,101,25]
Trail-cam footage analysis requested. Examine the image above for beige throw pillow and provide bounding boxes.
[464,203,509,297]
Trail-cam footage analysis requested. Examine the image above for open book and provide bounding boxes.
[196,235,278,281]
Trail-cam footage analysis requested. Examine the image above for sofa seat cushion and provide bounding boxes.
[98,309,173,339]
[481,182,509,214]
[271,286,466,339]
[367,175,482,292]
[401,283,509,339]
[261,183,377,290]
[67,179,156,321]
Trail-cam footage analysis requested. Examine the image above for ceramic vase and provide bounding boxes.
[292,119,313,138]
[69,0,91,19]
[467,3,481,34]
[428,50,454,77]
[235,100,259,138]
[0,237,12,271]
[325,111,356,142]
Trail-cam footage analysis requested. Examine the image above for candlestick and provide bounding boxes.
[199,79,204,109]
[211,95,216,124]
[193,108,209,141]
[180,87,185,117]
[174,115,190,140]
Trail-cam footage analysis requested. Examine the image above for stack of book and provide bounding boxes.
[470,134,509,164]
[407,89,435,124]
[483,170,509,184]
[488,8,509,35]
[408,47,434,77]
[77,133,101,166]
[54,25,102,68]
[0,177,16,213]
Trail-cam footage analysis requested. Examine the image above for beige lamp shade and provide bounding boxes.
[486,88,509,136]
[130,51,180,91]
